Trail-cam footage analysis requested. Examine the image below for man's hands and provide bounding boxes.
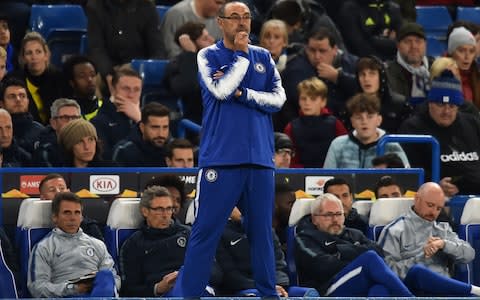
[76,282,93,294]
[113,94,141,123]
[424,236,445,258]
[316,63,339,83]
[155,271,179,295]
[178,34,197,52]
[234,31,249,53]
[439,177,459,197]
[276,285,288,297]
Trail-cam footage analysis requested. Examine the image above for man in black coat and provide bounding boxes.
[119,186,221,297]
[295,193,413,296]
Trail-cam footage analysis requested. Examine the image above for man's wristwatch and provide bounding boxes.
[66,283,76,293]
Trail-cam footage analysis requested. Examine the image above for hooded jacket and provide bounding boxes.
[323,128,410,168]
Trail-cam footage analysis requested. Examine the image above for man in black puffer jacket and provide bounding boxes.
[119,186,222,297]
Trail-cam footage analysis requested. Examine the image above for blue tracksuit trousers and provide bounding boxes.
[175,166,277,297]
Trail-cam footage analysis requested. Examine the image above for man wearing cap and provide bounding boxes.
[274,132,294,168]
[399,70,480,196]
[386,22,433,102]
[447,26,480,108]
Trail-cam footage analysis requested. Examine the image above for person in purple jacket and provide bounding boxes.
[172,1,286,298]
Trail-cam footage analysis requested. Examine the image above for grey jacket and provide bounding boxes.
[378,207,475,279]
[27,228,120,297]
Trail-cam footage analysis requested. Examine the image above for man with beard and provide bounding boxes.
[386,22,433,102]
[63,55,103,121]
[295,193,413,296]
[112,102,170,166]
[379,182,480,296]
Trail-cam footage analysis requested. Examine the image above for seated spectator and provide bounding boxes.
[259,19,289,72]
[165,138,195,168]
[33,98,81,167]
[284,77,347,167]
[112,102,170,167]
[0,14,16,73]
[38,173,104,241]
[324,93,410,168]
[91,65,142,159]
[372,153,405,168]
[58,118,107,167]
[399,70,480,196]
[273,132,294,169]
[447,26,480,109]
[0,77,44,155]
[273,180,296,251]
[0,108,30,167]
[337,0,402,60]
[159,0,224,59]
[323,177,368,233]
[119,186,221,296]
[7,32,64,124]
[278,27,357,132]
[379,182,480,296]
[144,174,189,224]
[386,22,432,102]
[216,208,290,296]
[429,56,479,116]
[85,0,163,79]
[295,193,413,296]
[62,55,103,121]
[268,0,345,50]
[27,192,119,297]
[165,21,215,125]
[356,56,412,133]
[374,175,404,198]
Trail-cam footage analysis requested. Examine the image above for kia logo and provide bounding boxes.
[92,177,118,192]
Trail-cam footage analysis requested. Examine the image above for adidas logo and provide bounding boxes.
[440,151,479,162]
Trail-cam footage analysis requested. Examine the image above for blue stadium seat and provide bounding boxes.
[29,4,87,67]
[104,198,143,267]
[426,37,447,57]
[0,238,18,298]
[130,59,184,119]
[156,5,171,20]
[16,199,53,297]
[352,200,373,218]
[458,197,480,285]
[368,197,413,241]
[416,6,452,40]
[456,6,480,23]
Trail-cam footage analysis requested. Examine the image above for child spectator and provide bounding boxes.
[284,77,347,168]
[324,93,410,168]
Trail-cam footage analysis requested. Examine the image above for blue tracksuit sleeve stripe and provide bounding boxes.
[198,47,249,101]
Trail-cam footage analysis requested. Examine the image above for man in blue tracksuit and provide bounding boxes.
[173,1,286,298]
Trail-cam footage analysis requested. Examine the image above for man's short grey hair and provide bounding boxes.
[140,185,172,209]
[310,193,344,215]
[50,98,81,117]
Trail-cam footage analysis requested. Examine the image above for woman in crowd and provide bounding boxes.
[8,31,64,124]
